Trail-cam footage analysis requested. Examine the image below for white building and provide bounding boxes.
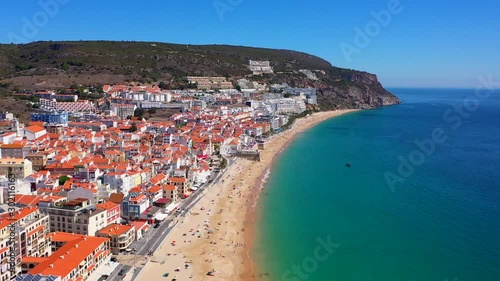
[45,198,108,236]
[248,60,274,75]
[103,172,135,196]
[0,178,32,203]
[110,104,136,120]
[0,207,51,279]
[24,125,47,140]
[0,132,17,144]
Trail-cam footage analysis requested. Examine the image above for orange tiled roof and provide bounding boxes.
[147,185,162,193]
[162,185,177,191]
[0,207,39,231]
[25,125,46,134]
[29,232,109,278]
[0,143,24,148]
[168,177,186,183]
[15,194,43,206]
[96,224,133,236]
[96,201,119,211]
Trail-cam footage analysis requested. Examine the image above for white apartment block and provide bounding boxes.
[259,98,306,115]
[0,207,51,280]
[122,91,172,103]
[248,60,274,75]
[110,104,136,120]
[20,232,111,281]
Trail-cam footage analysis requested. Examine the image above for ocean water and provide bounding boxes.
[253,88,500,281]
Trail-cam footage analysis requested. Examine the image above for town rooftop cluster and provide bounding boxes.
[0,71,318,281]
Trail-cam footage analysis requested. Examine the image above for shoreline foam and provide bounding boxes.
[134,109,358,281]
[241,109,359,281]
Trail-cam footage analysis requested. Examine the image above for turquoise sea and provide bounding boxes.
[253,88,500,281]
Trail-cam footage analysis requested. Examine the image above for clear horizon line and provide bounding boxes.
[385,86,500,90]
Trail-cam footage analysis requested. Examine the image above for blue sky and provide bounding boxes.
[1,0,499,88]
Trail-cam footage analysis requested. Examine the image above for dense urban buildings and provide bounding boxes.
[0,77,318,280]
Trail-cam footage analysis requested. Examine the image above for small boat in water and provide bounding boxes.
[345,163,351,167]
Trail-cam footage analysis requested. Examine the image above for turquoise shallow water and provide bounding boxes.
[253,89,500,281]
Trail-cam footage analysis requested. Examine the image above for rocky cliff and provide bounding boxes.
[0,41,400,109]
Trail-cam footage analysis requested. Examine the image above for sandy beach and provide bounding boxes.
[134,109,358,281]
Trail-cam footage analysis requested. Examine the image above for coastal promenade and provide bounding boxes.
[116,159,233,281]
[135,110,358,281]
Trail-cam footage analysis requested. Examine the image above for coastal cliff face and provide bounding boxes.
[316,72,401,110]
[0,41,400,110]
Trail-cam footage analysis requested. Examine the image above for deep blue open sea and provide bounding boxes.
[253,88,500,281]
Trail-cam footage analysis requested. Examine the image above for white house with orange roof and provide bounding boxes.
[149,173,168,186]
[24,125,47,140]
[145,185,163,203]
[20,232,111,281]
[131,220,149,240]
[0,206,51,279]
[14,194,45,207]
[0,131,17,144]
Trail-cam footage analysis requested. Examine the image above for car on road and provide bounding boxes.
[118,270,125,276]
[154,223,160,228]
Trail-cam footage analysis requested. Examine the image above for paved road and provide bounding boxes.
[130,168,226,255]
[111,159,233,280]
[106,264,130,281]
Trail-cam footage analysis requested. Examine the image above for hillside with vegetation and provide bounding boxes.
[0,41,400,110]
